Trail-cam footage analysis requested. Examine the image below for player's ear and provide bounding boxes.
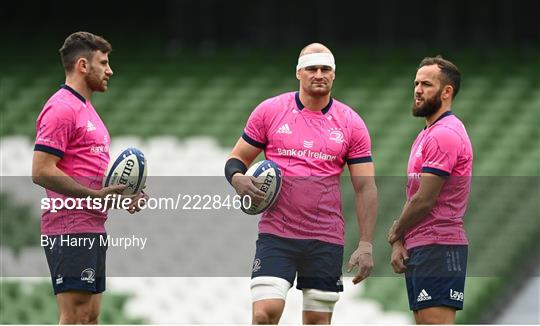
[75,57,89,74]
[296,70,301,80]
[442,85,453,100]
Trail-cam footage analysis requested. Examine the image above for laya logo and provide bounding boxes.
[328,128,344,144]
[450,289,464,301]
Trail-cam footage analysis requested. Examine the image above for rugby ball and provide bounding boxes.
[241,160,282,215]
[104,147,147,195]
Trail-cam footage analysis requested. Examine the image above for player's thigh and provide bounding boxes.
[302,288,339,316]
[297,240,344,293]
[251,234,299,284]
[251,281,287,324]
[415,306,456,324]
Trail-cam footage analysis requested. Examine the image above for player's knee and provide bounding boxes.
[302,289,340,313]
[252,310,276,325]
[416,308,454,324]
[250,276,291,301]
[58,293,95,324]
[60,306,93,324]
[303,311,332,324]
[87,308,100,324]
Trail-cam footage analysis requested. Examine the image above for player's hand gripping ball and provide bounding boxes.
[241,160,282,215]
[104,147,147,195]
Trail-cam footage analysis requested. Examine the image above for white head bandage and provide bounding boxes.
[296,52,336,71]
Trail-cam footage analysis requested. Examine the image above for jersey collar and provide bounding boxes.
[295,92,333,114]
[425,110,453,129]
[61,84,86,104]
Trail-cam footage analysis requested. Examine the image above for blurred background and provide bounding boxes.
[1,0,539,324]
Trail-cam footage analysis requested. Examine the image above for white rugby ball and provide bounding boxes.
[241,160,282,215]
[104,147,147,195]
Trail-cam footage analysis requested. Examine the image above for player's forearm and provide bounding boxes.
[354,182,378,243]
[32,166,98,198]
[395,194,437,236]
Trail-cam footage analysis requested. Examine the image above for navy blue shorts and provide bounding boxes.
[43,233,107,295]
[405,244,468,311]
[251,233,344,292]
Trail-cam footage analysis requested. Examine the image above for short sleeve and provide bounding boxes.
[242,101,269,149]
[346,112,372,164]
[34,103,76,158]
[421,128,460,176]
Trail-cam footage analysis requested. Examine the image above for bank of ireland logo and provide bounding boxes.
[252,259,262,273]
[328,128,344,144]
[81,268,95,283]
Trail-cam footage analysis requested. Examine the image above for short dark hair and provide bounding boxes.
[418,55,461,99]
[59,31,112,72]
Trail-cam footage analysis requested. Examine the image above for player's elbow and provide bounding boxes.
[32,174,44,186]
[410,194,437,213]
[354,177,378,195]
[31,167,41,184]
[31,165,48,186]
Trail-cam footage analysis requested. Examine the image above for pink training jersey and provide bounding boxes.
[35,84,110,235]
[404,111,473,250]
[243,92,372,245]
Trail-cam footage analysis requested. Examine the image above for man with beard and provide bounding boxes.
[387,56,473,324]
[225,43,378,324]
[32,32,145,324]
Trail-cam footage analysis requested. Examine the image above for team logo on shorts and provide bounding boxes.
[81,268,96,283]
[328,128,344,144]
[252,258,262,273]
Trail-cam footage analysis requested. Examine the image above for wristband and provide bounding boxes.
[225,158,247,185]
